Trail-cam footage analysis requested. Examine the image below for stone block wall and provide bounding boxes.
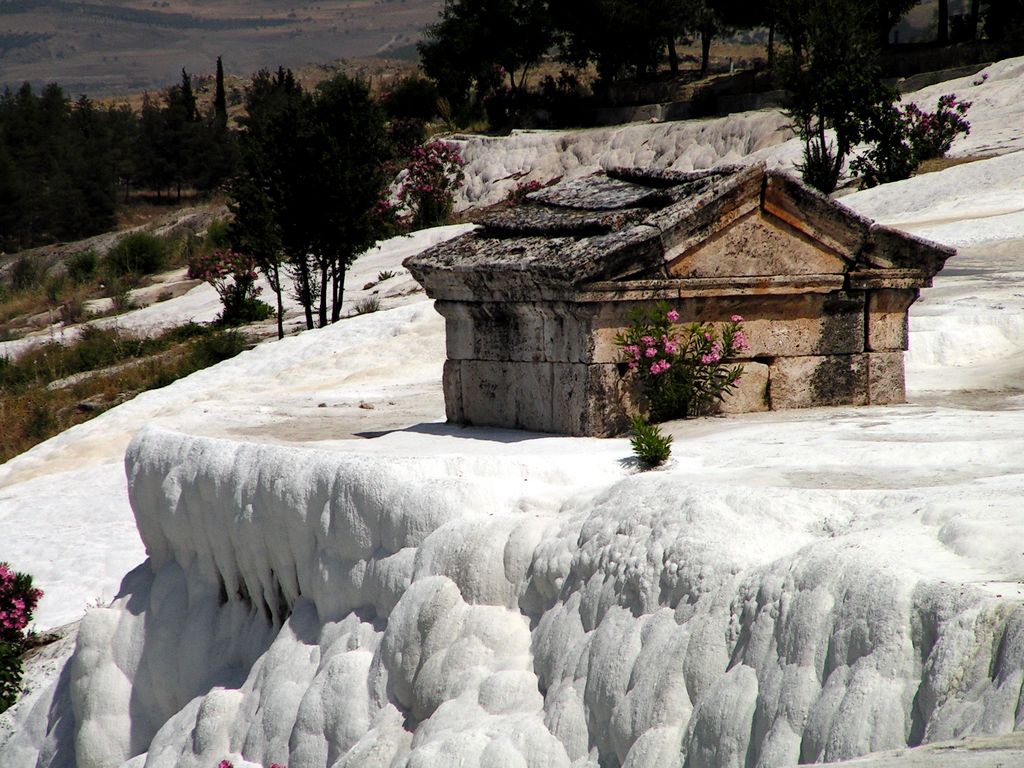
[437,284,913,436]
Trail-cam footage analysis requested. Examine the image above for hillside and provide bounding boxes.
[0,0,440,95]
[2,57,1024,768]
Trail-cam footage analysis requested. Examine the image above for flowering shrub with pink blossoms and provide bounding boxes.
[188,248,271,325]
[397,140,465,229]
[0,562,43,712]
[904,93,972,162]
[616,301,748,421]
[218,760,286,768]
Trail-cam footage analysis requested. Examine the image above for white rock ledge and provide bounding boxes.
[4,424,1023,768]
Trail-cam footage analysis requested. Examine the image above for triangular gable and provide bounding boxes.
[667,207,850,279]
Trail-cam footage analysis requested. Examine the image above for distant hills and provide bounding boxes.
[0,0,442,96]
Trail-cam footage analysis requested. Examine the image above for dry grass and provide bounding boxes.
[915,153,996,175]
[0,324,251,464]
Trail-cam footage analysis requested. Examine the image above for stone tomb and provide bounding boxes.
[404,164,953,436]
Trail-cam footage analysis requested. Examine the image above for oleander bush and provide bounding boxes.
[396,140,466,228]
[616,301,748,421]
[0,562,43,713]
[188,248,271,325]
[852,93,972,188]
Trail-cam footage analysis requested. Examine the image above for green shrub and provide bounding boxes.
[110,289,137,313]
[44,274,66,304]
[104,232,167,277]
[382,76,440,121]
[188,248,268,325]
[797,139,844,194]
[24,400,56,440]
[220,297,272,325]
[386,118,428,163]
[397,140,465,229]
[629,416,672,469]
[906,93,972,161]
[72,325,137,371]
[203,219,231,251]
[851,93,972,188]
[162,321,212,343]
[376,270,397,282]
[9,256,42,291]
[189,329,249,368]
[66,250,98,283]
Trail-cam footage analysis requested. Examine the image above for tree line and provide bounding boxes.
[419,1,1024,113]
[419,0,924,108]
[1,56,462,340]
[0,58,235,253]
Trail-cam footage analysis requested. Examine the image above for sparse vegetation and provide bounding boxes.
[376,270,398,282]
[353,296,381,315]
[0,323,253,463]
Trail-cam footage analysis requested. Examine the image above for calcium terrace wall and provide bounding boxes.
[8,424,1022,768]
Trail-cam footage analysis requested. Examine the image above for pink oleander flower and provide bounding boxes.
[663,339,678,355]
[666,309,680,323]
[731,314,744,323]
[218,761,233,768]
[640,335,655,347]
[628,360,638,370]
[625,344,641,359]
[701,342,722,365]
[650,359,671,375]
[732,331,749,351]
[645,347,657,358]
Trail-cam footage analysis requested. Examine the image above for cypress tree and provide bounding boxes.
[214,56,228,132]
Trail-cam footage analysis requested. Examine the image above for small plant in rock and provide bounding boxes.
[616,302,748,422]
[506,179,544,204]
[353,296,381,315]
[110,287,137,313]
[0,562,43,713]
[60,296,87,324]
[629,415,672,469]
[376,269,397,282]
[188,248,271,325]
[397,140,465,229]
